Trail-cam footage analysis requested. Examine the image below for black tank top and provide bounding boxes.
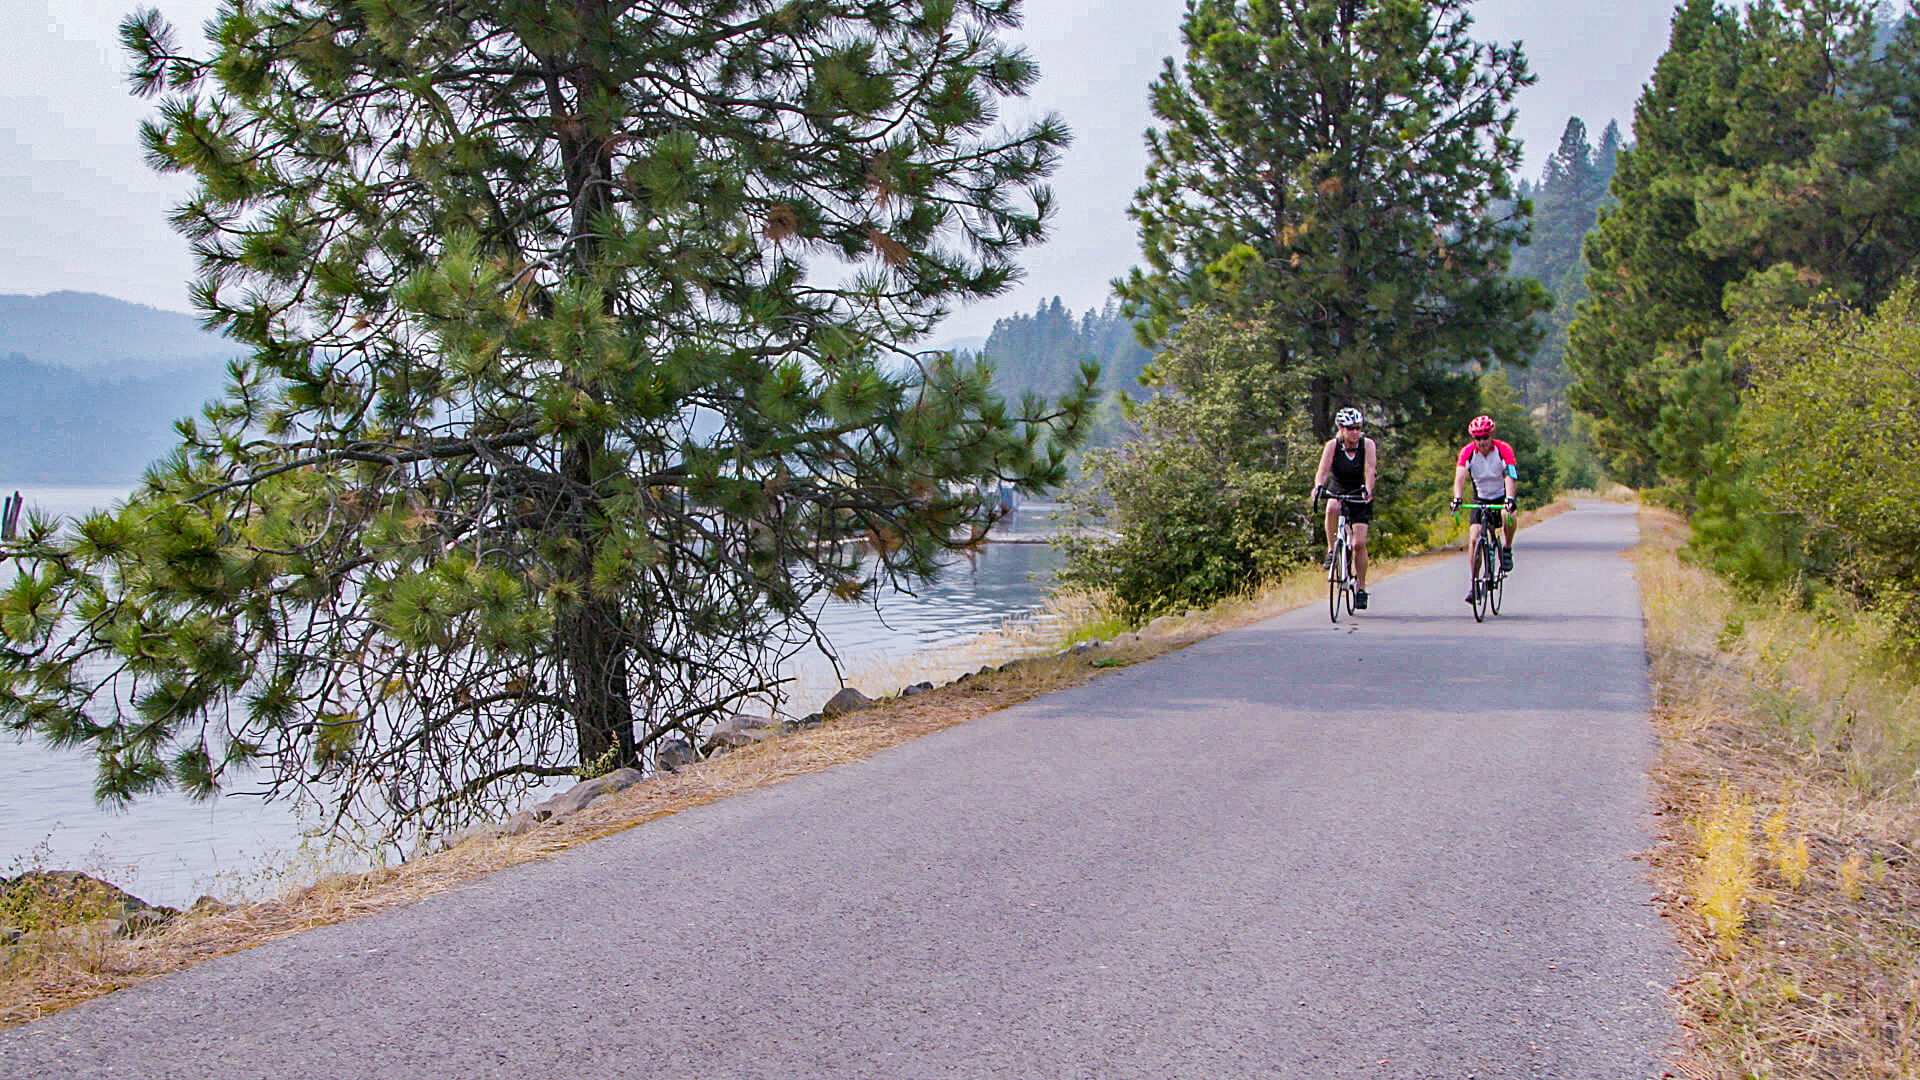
[1329,439,1365,493]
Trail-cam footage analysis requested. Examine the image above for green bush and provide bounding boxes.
[1731,282,1920,632]
[1059,308,1317,622]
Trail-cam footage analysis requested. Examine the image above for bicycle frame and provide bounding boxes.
[1454,502,1509,622]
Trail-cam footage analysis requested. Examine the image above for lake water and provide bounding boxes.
[0,485,1063,907]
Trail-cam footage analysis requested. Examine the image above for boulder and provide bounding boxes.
[118,906,173,936]
[439,822,507,849]
[781,712,825,732]
[820,687,875,718]
[656,738,697,774]
[814,687,875,714]
[700,714,777,754]
[899,681,936,697]
[0,872,177,937]
[535,767,645,820]
[498,809,540,837]
[189,896,235,916]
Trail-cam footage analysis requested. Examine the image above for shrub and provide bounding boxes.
[1059,308,1317,622]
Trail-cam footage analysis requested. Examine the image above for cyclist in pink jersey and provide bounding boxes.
[1449,414,1517,603]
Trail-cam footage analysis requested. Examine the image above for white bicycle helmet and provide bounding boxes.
[1334,407,1363,428]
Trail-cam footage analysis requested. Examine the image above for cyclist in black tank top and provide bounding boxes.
[1310,407,1378,609]
[1329,441,1365,492]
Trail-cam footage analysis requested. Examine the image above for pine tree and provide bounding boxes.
[1507,115,1620,425]
[1593,121,1623,205]
[1527,118,1600,292]
[1114,0,1547,435]
[0,0,1090,840]
[1080,301,1155,395]
[1567,0,1920,485]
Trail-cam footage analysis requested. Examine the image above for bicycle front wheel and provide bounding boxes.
[1488,561,1504,615]
[1472,539,1495,622]
[1327,539,1344,623]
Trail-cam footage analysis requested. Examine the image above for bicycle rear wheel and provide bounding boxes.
[1342,546,1356,615]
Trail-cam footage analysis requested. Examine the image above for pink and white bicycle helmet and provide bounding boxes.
[1468,415,1496,437]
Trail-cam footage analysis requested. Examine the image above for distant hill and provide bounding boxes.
[0,291,237,377]
[0,293,234,484]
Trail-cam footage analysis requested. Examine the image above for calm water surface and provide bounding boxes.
[0,486,1061,906]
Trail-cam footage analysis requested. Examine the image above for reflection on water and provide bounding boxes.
[0,487,1062,906]
[787,538,1061,707]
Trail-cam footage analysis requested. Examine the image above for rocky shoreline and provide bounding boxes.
[0,870,231,970]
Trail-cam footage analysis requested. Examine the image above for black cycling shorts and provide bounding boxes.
[1330,492,1373,524]
[1469,506,1504,528]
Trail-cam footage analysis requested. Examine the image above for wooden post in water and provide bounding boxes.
[2,490,21,540]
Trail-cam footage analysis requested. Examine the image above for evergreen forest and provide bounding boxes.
[970,298,1155,446]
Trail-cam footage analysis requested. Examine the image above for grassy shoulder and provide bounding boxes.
[0,499,1570,1030]
[1636,507,1920,1079]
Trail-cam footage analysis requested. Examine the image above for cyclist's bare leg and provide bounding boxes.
[1323,499,1341,558]
[1349,521,1369,590]
[1503,516,1517,551]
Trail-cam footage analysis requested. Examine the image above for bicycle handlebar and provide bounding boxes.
[1452,500,1513,524]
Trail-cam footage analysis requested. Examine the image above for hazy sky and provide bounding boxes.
[1,0,1676,345]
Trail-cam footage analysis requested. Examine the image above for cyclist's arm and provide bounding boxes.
[1310,439,1335,496]
[1362,438,1378,498]
[1451,463,1470,503]
[1498,440,1519,503]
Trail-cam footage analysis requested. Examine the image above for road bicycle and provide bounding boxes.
[1316,490,1363,622]
[1455,501,1510,623]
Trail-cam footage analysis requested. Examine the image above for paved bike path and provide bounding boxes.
[0,501,1674,1078]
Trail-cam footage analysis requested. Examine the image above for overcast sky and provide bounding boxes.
[1,0,1676,345]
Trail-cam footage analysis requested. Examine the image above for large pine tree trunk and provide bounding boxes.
[549,3,633,769]
[558,436,637,769]
[560,593,637,768]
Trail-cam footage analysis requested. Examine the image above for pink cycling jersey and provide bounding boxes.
[1457,439,1516,500]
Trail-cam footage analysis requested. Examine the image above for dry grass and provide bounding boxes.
[1637,507,1920,1079]
[0,503,1572,1030]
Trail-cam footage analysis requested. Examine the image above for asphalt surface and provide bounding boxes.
[0,501,1676,1079]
